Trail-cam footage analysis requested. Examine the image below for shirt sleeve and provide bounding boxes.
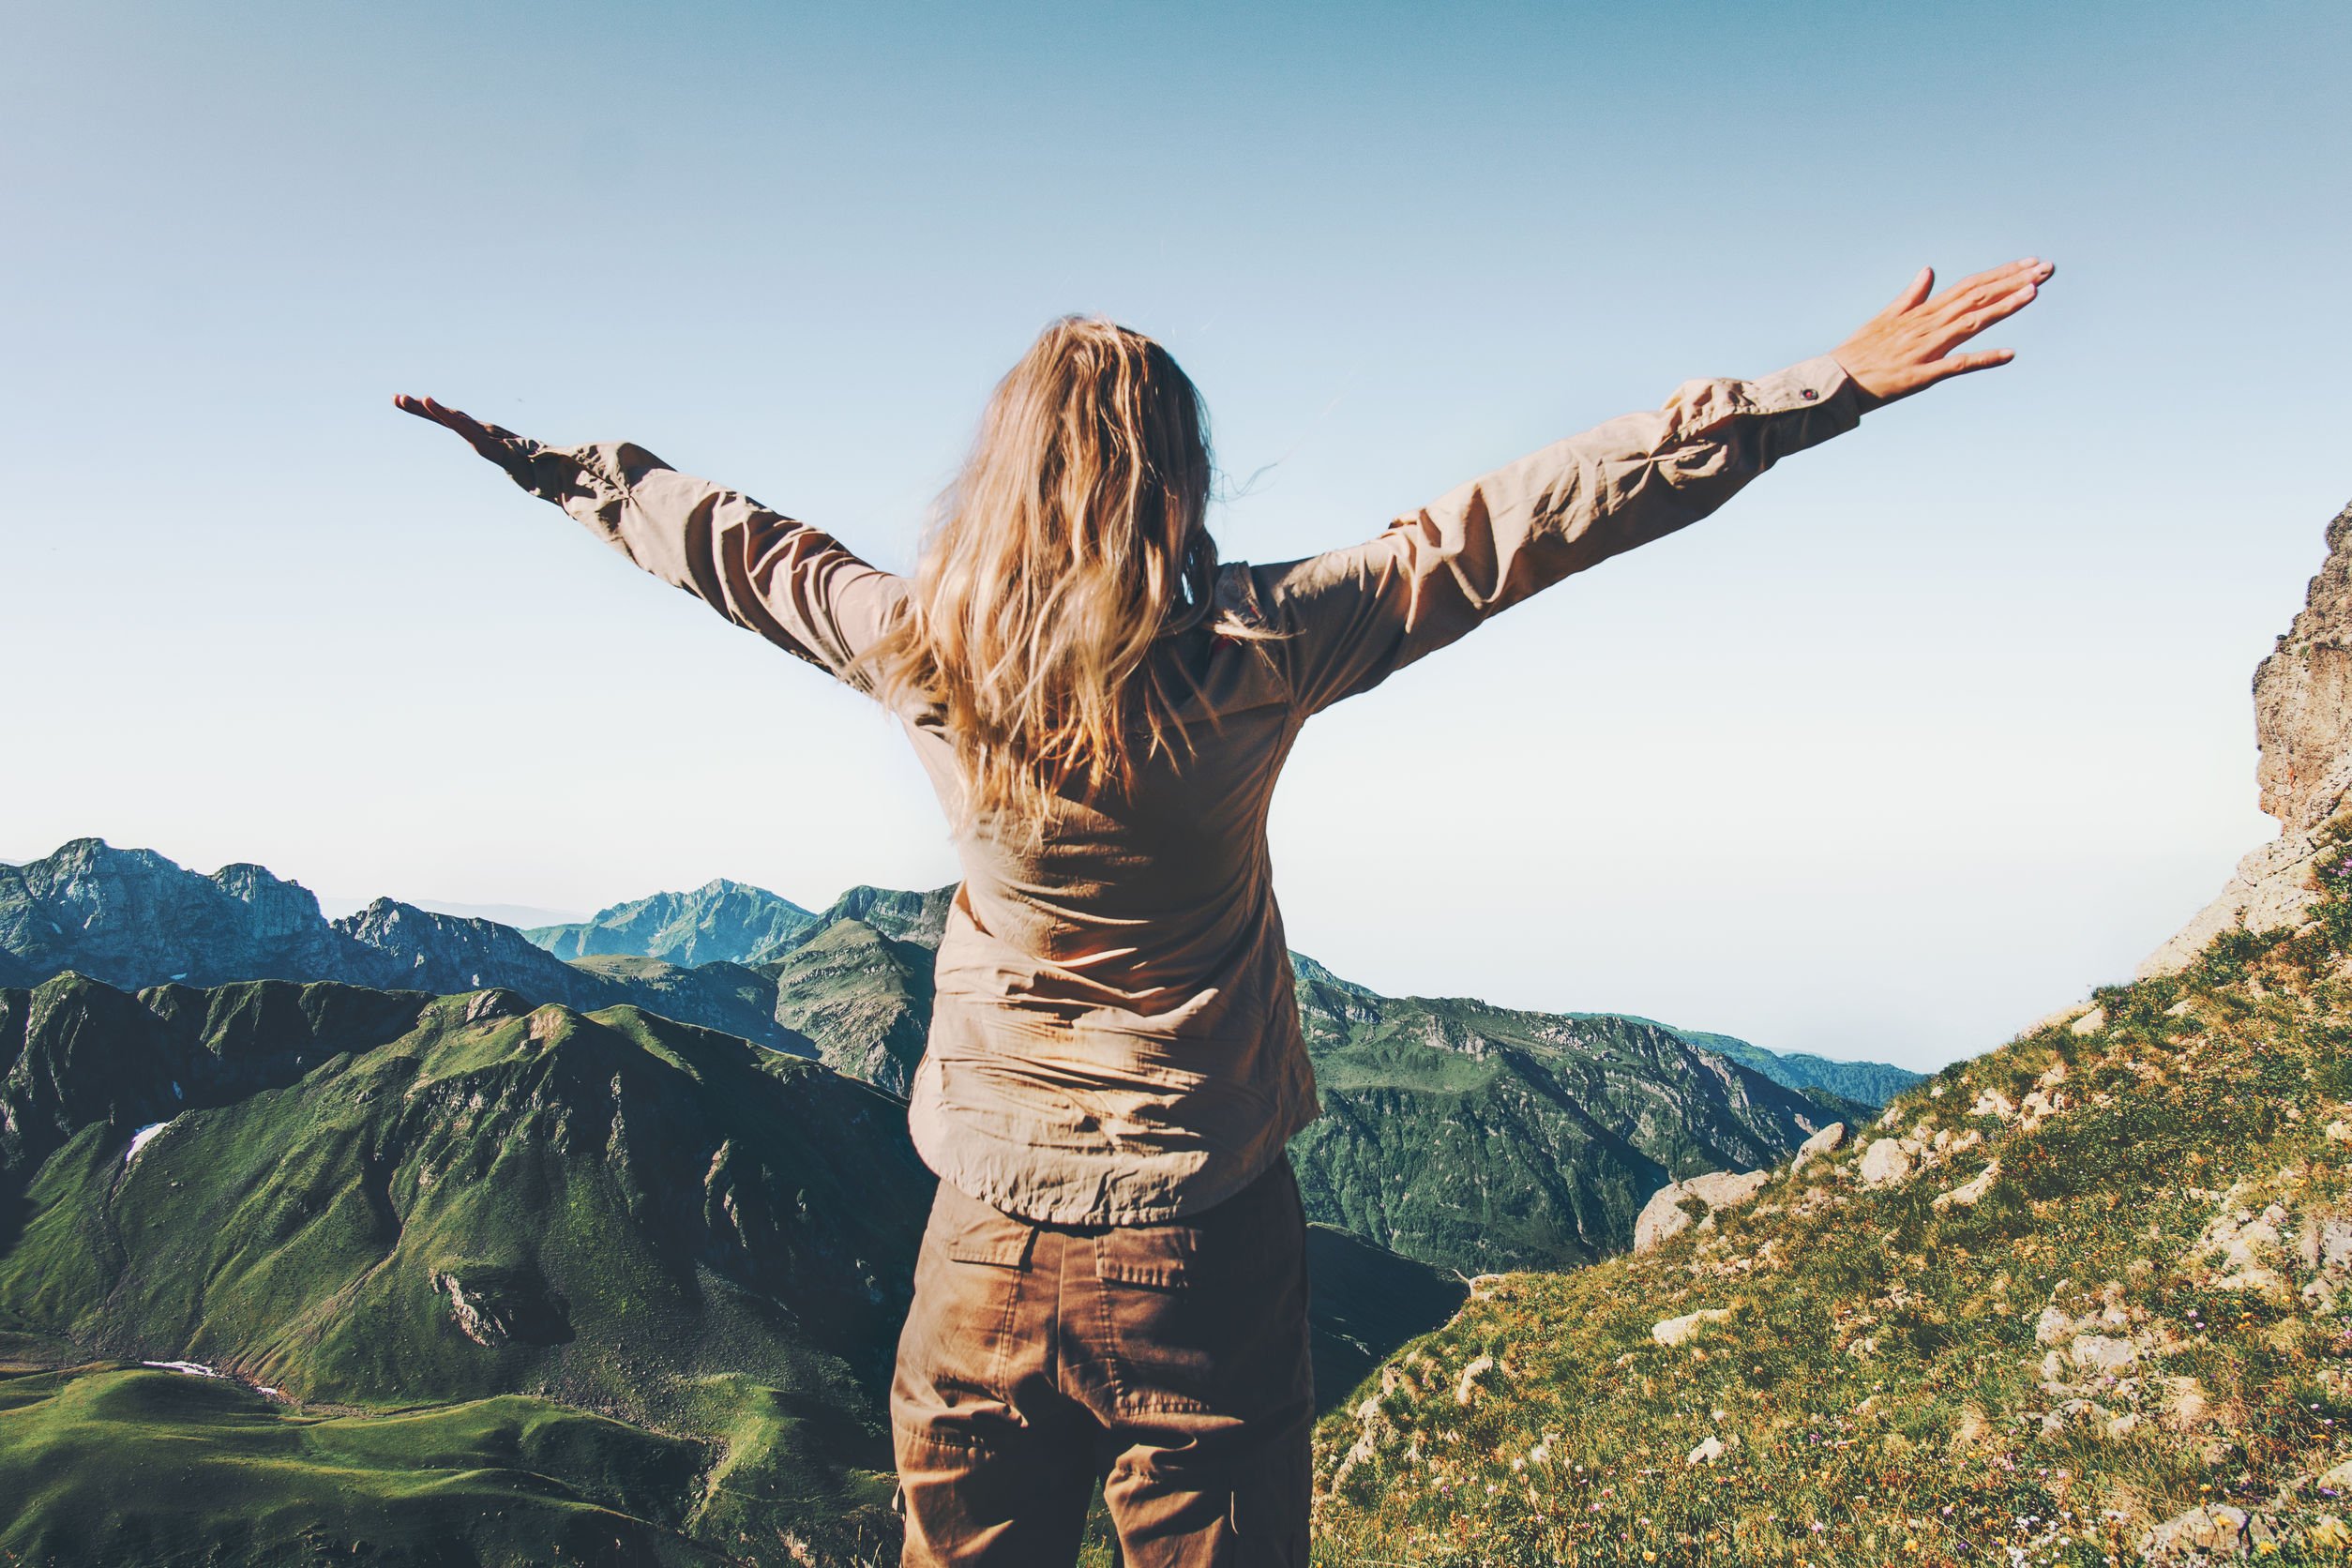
[491,436,908,686]
[1248,353,1868,715]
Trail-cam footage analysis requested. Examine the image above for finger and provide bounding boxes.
[1882,265,1934,318]
[1926,282,2041,353]
[1926,258,2050,321]
[424,399,488,439]
[1925,347,2016,383]
[397,395,476,435]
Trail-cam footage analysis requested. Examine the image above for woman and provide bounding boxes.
[399,255,2052,1566]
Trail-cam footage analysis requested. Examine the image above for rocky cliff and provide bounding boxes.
[2143,498,2352,974]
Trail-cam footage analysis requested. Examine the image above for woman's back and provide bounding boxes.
[421,330,1872,1223]
[904,570,1312,1224]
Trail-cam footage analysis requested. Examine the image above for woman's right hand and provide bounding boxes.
[1831,256,2055,408]
[393,394,529,467]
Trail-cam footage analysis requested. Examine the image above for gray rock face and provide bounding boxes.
[2144,498,2352,975]
[1651,1307,1731,1347]
[337,897,600,1002]
[0,838,366,988]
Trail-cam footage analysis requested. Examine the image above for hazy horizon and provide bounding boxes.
[7,0,2349,1072]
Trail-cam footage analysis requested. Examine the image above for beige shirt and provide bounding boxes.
[490,353,1867,1224]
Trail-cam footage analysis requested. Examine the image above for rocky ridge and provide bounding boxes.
[524,877,819,965]
[2144,498,2352,975]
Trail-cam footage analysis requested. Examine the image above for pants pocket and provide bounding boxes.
[1094,1162,1302,1418]
[894,1183,1037,1432]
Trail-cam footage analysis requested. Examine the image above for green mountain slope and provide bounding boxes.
[1312,828,2352,1566]
[0,969,1466,1564]
[779,885,957,957]
[0,972,932,1560]
[1289,956,1847,1274]
[762,917,937,1097]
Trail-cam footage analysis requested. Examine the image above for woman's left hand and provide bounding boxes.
[1831,256,2055,408]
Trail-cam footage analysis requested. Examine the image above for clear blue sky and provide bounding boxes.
[5,0,2347,1069]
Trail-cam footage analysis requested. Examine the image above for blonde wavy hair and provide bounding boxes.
[852,316,1263,838]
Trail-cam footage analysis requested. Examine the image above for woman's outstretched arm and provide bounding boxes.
[393,400,906,685]
[1253,257,2056,715]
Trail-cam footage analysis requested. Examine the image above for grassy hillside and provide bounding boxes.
[1311,825,2352,1565]
[0,1342,732,1567]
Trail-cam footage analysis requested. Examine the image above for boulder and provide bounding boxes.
[1789,1122,1847,1174]
[1634,1168,1770,1253]
[1859,1138,1915,1187]
[1933,1161,2000,1212]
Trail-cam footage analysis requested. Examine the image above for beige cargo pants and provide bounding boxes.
[889,1154,1314,1566]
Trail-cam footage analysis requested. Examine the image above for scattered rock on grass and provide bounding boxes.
[2137,1502,2277,1561]
[1933,1160,2000,1212]
[1651,1308,1731,1348]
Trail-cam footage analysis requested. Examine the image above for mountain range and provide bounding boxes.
[0,838,1918,1271]
[0,831,1920,1561]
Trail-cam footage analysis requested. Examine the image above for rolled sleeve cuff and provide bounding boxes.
[1749,353,1858,413]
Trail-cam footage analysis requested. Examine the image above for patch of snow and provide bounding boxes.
[141,1360,219,1378]
[170,1080,182,1100]
[124,1122,173,1164]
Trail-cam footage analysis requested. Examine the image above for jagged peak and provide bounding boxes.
[1290,950,1380,998]
[16,837,173,877]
